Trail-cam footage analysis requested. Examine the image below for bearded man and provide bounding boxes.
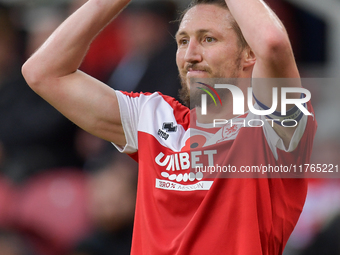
[22,0,317,254]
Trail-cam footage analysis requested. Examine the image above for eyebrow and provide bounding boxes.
[175,29,212,39]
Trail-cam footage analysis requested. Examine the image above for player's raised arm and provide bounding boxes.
[22,0,131,147]
[225,0,299,80]
[225,0,304,147]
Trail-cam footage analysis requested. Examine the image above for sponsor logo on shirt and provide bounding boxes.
[154,150,217,191]
[155,179,213,191]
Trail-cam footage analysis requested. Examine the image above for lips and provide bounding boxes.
[186,69,208,78]
[184,64,211,77]
[188,69,205,73]
[186,66,206,72]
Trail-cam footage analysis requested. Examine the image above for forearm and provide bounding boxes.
[23,0,130,84]
[225,0,301,144]
[225,0,289,58]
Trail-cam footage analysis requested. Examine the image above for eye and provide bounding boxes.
[178,38,189,46]
[204,37,216,43]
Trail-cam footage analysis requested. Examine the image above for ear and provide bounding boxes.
[242,47,256,70]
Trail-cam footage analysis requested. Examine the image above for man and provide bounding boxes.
[22,0,317,254]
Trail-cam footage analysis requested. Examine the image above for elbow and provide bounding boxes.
[259,30,292,59]
[22,59,46,91]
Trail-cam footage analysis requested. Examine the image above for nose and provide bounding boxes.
[184,40,203,63]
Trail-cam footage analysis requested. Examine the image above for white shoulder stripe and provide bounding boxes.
[114,91,189,153]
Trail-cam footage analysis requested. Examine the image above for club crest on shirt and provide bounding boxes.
[217,124,242,143]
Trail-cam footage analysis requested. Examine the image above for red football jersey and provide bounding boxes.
[113,91,317,255]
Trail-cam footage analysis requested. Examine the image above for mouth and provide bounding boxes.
[186,69,208,78]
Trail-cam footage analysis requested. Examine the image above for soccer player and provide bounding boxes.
[22,0,317,254]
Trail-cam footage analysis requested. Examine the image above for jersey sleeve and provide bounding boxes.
[112,91,144,154]
[262,112,307,154]
[248,101,316,160]
[112,90,189,154]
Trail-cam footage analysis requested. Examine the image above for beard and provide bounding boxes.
[179,81,191,108]
[179,58,242,109]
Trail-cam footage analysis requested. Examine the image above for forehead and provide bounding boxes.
[177,4,233,36]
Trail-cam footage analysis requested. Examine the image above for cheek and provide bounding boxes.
[176,49,184,68]
[205,52,225,72]
[212,47,238,68]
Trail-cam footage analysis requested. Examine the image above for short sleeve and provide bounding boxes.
[112,91,141,154]
[247,102,315,160]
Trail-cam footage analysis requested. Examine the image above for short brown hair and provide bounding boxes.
[178,0,248,49]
